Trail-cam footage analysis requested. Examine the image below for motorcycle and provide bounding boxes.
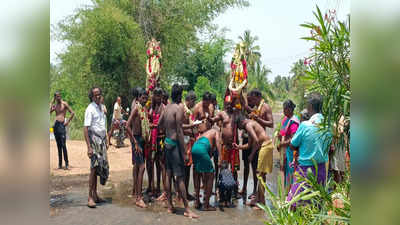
[113,107,129,148]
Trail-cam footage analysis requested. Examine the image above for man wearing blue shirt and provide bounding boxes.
[286,93,332,206]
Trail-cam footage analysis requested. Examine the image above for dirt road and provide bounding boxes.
[49,113,283,225]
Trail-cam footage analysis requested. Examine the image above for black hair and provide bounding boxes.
[235,112,247,125]
[171,84,183,103]
[137,87,147,97]
[307,92,323,113]
[131,87,139,99]
[185,91,197,101]
[249,89,262,98]
[283,99,296,111]
[162,89,169,99]
[210,93,217,103]
[300,109,310,121]
[220,160,229,170]
[202,91,212,101]
[88,86,102,102]
[153,87,163,96]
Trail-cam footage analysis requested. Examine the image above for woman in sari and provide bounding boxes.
[277,100,300,191]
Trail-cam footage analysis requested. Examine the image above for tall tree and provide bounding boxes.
[238,29,261,71]
[248,62,274,100]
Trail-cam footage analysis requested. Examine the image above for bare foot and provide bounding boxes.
[184,209,199,218]
[175,197,183,206]
[87,198,96,208]
[252,205,262,210]
[248,192,256,199]
[156,192,167,201]
[135,198,148,208]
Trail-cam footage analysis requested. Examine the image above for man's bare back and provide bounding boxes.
[212,110,234,147]
[245,119,270,145]
[159,103,180,140]
[197,128,222,162]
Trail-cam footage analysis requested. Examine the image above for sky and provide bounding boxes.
[50,0,350,81]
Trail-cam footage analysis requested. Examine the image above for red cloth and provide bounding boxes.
[151,110,160,152]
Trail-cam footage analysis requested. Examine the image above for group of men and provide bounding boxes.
[52,83,334,218]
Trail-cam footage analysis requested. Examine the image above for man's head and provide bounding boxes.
[220,160,229,170]
[248,89,262,107]
[137,87,148,106]
[162,89,169,105]
[223,99,232,112]
[132,87,139,100]
[202,91,212,108]
[283,99,296,117]
[235,112,248,129]
[306,92,323,116]
[89,87,102,105]
[153,88,163,105]
[54,91,61,103]
[210,93,217,108]
[300,109,310,122]
[185,91,197,109]
[171,84,183,104]
[116,96,122,104]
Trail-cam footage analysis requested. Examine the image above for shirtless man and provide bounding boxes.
[158,84,198,218]
[126,88,149,208]
[162,89,170,105]
[193,91,214,134]
[128,87,139,196]
[209,100,235,191]
[241,89,273,199]
[50,91,75,170]
[191,128,222,211]
[234,114,274,209]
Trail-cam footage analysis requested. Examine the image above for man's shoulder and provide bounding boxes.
[262,102,272,111]
[86,102,96,110]
[195,101,203,109]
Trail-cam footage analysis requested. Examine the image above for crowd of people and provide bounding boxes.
[50,84,348,218]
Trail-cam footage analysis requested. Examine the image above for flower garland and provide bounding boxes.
[228,42,248,94]
[249,99,265,119]
[145,38,162,92]
[254,99,265,116]
[183,102,195,124]
[136,102,151,142]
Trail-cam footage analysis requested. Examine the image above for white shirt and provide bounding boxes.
[113,102,122,120]
[84,102,106,134]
